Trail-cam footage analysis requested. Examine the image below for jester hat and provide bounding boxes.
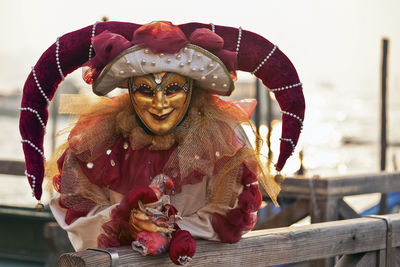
[20,21,305,201]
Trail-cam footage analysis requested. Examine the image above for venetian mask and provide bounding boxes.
[128,72,193,135]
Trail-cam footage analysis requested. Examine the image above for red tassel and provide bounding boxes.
[238,184,262,213]
[169,230,196,265]
[226,208,257,231]
[211,213,242,243]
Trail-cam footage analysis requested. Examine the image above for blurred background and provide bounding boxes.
[0,0,399,211]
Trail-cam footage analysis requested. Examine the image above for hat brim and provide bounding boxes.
[93,44,234,96]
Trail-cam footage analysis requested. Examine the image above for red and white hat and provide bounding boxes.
[20,21,305,201]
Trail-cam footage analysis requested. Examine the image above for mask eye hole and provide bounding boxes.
[137,85,154,97]
[165,83,183,96]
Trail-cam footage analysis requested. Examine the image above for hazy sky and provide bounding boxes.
[1,0,399,96]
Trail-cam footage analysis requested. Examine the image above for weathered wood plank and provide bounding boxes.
[58,214,400,267]
[253,199,309,230]
[0,160,25,176]
[338,199,361,220]
[335,252,377,267]
[280,172,400,198]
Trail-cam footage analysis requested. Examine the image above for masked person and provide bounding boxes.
[20,21,305,265]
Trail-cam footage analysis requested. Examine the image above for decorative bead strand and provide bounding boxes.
[21,139,46,160]
[31,67,50,104]
[210,23,215,33]
[279,137,296,155]
[281,110,304,127]
[251,44,277,74]
[19,107,46,130]
[55,37,65,80]
[271,82,302,92]
[25,171,37,196]
[88,21,99,60]
[235,27,242,54]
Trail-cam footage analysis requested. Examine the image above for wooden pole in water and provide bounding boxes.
[50,91,58,153]
[266,89,273,160]
[379,38,389,215]
[255,79,262,153]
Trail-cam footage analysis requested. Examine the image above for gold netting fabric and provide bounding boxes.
[46,88,281,209]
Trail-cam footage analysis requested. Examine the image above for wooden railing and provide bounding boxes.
[58,214,400,267]
[2,159,399,266]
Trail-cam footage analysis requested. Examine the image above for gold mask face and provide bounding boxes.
[128,72,193,135]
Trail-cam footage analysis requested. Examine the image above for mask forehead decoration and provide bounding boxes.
[128,72,192,135]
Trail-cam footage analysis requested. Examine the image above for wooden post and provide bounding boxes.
[266,89,273,159]
[50,91,59,153]
[254,79,262,153]
[254,79,261,131]
[379,38,389,215]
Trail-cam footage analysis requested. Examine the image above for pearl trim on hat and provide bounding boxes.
[281,110,304,127]
[236,27,242,54]
[21,139,46,160]
[251,44,277,74]
[271,82,302,92]
[56,37,65,80]
[31,67,50,103]
[279,137,296,156]
[209,23,215,33]
[25,171,37,196]
[19,107,46,130]
[88,21,99,60]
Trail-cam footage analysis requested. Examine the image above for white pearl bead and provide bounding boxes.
[159,53,164,57]
[187,60,192,64]
[176,54,182,59]
[211,83,216,87]
[87,162,94,169]
[223,84,228,88]
[199,67,205,71]
[106,149,112,155]
[119,70,124,74]
[191,67,197,72]
[151,61,156,66]
[201,76,206,80]
[141,59,146,64]
[179,63,184,67]
[213,75,218,79]
[208,63,214,68]
[166,58,172,63]
[144,49,149,54]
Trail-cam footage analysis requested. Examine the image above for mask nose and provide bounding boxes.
[153,91,169,110]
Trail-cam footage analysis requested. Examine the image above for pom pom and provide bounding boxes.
[169,230,196,265]
[226,208,257,231]
[214,49,237,72]
[127,186,159,209]
[133,21,189,54]
[90,31,132,67]
[238,184,262,213]
[211,213,242,243]
[241,163,258,185]
[189,28,224,51]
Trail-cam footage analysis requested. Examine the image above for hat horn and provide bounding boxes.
[180,23,305,171]
[20,22,142,200]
